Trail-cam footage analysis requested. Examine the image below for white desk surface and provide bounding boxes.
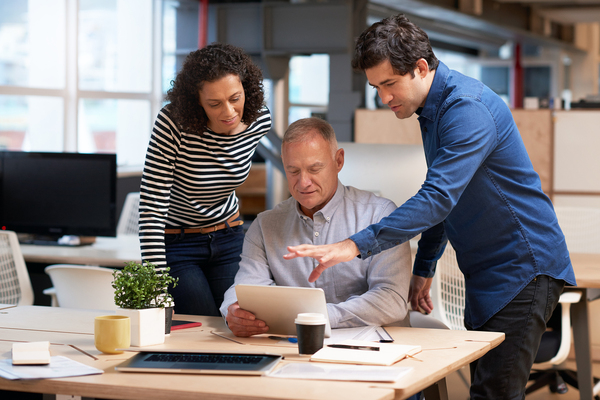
[0,306,504,400]
[20,235,141,267]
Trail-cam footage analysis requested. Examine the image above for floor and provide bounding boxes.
[444,360,600,400]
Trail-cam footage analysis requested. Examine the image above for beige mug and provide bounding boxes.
[94,315,131,354]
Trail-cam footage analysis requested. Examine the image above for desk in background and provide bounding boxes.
[21,235,142,306]
[21,235,142,267]
[570,252,600,400]
[0,306,504,400]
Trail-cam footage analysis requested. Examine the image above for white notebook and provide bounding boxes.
[310,340,421,366]
[12,341,51,365]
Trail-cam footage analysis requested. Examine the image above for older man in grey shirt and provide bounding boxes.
[220,117,411,337]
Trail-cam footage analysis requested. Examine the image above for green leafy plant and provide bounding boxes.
[112,261,179,309]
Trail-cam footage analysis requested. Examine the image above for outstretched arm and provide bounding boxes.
[284,239,360,282]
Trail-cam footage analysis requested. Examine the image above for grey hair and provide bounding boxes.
[282,117,338,155]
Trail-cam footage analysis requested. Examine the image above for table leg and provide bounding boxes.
[571,289,594,400]
[422,378,449,400]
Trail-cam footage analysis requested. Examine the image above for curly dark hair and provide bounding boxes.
[166,43,265,135]
[352,14,439,77]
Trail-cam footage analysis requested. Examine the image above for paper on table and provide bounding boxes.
[267,362,412,382]
[0,356,103,380]
[325,326,392,344]
[325,326,378,344]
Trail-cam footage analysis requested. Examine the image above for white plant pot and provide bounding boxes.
[118,307,165,347]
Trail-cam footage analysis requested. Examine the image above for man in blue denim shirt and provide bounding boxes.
[285,14,576,399]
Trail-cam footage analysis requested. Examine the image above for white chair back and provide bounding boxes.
[0,230,34,306]
[117,192,140,235]
[428,243,466,331]
[44,264,117,310]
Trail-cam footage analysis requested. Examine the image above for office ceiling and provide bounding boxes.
[367,0,598,54]
[496,0,600,23]
[209,0,598,54]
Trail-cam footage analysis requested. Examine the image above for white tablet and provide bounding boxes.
[235,284,332,338]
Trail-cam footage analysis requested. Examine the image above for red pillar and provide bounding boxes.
[512,42,523,109]
[198,0,209,49]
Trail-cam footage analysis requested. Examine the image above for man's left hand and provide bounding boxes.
[408,275,434,314]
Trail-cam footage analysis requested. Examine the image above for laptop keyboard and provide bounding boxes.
[145,353,264,365]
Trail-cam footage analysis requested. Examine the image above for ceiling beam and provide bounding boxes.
[494,0,600,3]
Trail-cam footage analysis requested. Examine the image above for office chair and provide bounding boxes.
[0,230,34,306]
[117,191,140,235]
[526,290,584,395]
[428,243,466,332]
[43,264,117,310]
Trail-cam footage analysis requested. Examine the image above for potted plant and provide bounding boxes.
[112,261,178,346]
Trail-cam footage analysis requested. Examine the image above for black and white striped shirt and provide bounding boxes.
[139,105,271,267]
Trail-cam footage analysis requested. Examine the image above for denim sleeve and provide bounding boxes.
[350,97,497,261]
[413,222,448,278]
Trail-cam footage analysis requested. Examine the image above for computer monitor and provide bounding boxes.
[0,151,117,243]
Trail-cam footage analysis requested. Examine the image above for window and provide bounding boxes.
[0,0,159,167]
[0,0,66,89]
[288,54,329,124]
[79,0,152,93]
[0,95,64,151]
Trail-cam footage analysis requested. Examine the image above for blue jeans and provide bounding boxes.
[466,275,564,400]
[165,223,244,316]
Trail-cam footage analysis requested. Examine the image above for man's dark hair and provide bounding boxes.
[352,14,439,77]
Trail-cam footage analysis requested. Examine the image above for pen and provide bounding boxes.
[268,336,298,343]
[327,344,380,351]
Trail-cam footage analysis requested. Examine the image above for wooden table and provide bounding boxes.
[0,306,504,400]
[570,252,600,400]
[20,235,141,267]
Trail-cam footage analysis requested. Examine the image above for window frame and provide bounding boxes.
[0,0,164,167]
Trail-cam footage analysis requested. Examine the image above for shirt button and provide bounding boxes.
[367,251,372,256]
[314,232,319,237]
[424,127,428,133]
[326,217,330,221]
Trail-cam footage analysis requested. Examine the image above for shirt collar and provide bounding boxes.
[419,61,450,123]
[294,180,345,221]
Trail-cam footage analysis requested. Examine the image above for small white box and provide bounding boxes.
[524,97,540,110]
[12,341,51,365]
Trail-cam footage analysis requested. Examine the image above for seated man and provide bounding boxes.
[220,117,412,337]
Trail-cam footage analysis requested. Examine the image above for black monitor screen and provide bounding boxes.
[0,151,117,238]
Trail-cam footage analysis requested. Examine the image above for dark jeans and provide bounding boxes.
[467,275,565,400]
[165,223,244,316]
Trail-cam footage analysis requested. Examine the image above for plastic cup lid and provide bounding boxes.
[295,313,327,325]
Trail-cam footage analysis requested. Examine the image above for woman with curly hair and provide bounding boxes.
[139,43,271,316]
